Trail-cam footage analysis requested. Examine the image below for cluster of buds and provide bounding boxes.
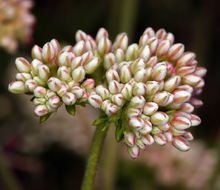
[9,27,206,158]
[0,0,35,52]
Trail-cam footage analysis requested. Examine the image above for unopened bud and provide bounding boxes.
[105,103,118,116]
[42,42,55,62]
[128,145,140,159]
[144,27,155,37]
[25,79,37,92]
[152,91,170,106]
[15,57,31,73]
[127,108,141,117]
[130,58,145,74]
[31,59,43,75]
[146,56,157,67]
[88,94,102,108]
[48,96,61,108]
[119,65,132,83]
[151,111,169,126]
[130,95,146,108]
[154,134,167,145]
[139,33,149,47]
[32,45,42,60]
[171,116,191,130]
[156,28,166,39]
[164,76,181,92]
[176,66,196,77]
[124,132,136,147]
[104,53,115,69]
[108,80,122,94]
[58,52,74,67]
[50,39,60,55]
[8,81,26,94]
[151,62,167,82]
[96,28,108,42]
[47,77,62,91]
[38,64,50,81]
[34,105,48,116]
[143,102,158,116]
[115,48,125,62]
[183,132,194,141]
[113,33,128,51]
[181,103,194,113]
[145,81,160,95]
[164,131,173,142]
[156,40,170,58]
[84,57,99,74]
[137,45,151,62]
[125,43,138,61]
[129,116,144,130]
[97,37,111,55]
[190,114,201,126]
[71,86,84,98]
[75,30,87,41]
[73,40,86,56]
[141,134,154,145]
[194,67,207,77]
[147,37,159,54]
[57,84,69,97]
[16,73,32,82]
[72,66,85,82]
[62,92,77,105]
[176,52,196,67]
[182,74,201,86]
[173,90,191,103]
[112,93,124,107]
[163,32,174,45]
[34,86,47,97]
[167,43,184,61]
[172,136,190,151]
[106,69,120,82]
[134,68,148,82]
[132,82,146,96]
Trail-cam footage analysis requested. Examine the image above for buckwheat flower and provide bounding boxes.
[130,96,146,109]
[88,94,102,108]
[104,53,115,69]
[105,103,118,116]
[125,43,139,61]
[143,102,158,116]
[34,105,48,117]
[108,80,122,94]
[62,92,77,106]
[8,81,26,94]
[84,57,99,74]
[151,111,169,126]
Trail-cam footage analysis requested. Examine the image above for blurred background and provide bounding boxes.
[0,0,220,189]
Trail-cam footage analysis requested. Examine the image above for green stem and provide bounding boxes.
[81,126,107,190]
[0,148,23,190]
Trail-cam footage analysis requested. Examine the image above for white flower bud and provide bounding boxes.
[112,93,124,107]
[75,30,87,41]
[25,79,37,92]
[151,111,169,126]
[33,98,46,105]
[134,68,148,82]
[145,81,159,95]
[71,86,84,99]
[167,43,184,61]
[124,132,136,147]
[151,62,167,82]
[181,103,194,113]
[82,78,95,92]
[132,82,146,96]
[130,95,145,109]
[139,120,152,135]
[73,40,86,56]
[38,64,50,81]
[71,56,83,70]
[15,57,31,73]
[176,66,196,77]
[8,81,26,94]
[171,116,191,130]
[136,139,146,150]
[115,48,125,62]
[152,91,170,106]
[72,66,85,82]
[176,85,193,94]
[16,73,32,82]
[173,90,191,103]
[156,28,166,39]
[190,114,201,126]
[163,32,174,45]
[48,96,61,108]
[144,27,155,37]
[194,67,207,78]
[97,37,111,55]
[129,116,144,130]
[62,92,77,105]
[154,134,167,145]
[105,103,118,116]
[104,53,115,69]
[139,33,149,47]
[147,37,159,54]
[47,77,62,91]
[176,52,196,67]
[146,56,157,67]
[84,57,99,74]
[183,132,194,141]
[127,108,141,117]
[108,80,122,94]
[182,74,201,86]
[137,45,151,62]
[125,43,138,61]
[57,66,71,81]
[50,39,60,55]
[95,85,109,100]
[34,105,49,116]
[128,145,140,158]
[113,33,128,51]
[141,134,154,145]
[96,28,108,42]
[32,45,42,60]
[31,59,43,75]
[33,76,46,86]
[101,100,111,111]
[130,58,145,74]
[88,94,103,108]
[172,136,190,152]
[34,86,47,97]
[57,84,69,97]
[42,42,55,62]
[164,76,181,92]
[58,52,74,67]
[156,40,170,58]
[143,102,158,116]
[119,65,132,83]
[106,69,120,82]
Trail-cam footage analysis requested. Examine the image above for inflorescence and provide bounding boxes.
[8,27,207,158]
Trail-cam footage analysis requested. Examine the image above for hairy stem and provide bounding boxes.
[81,125,107,190]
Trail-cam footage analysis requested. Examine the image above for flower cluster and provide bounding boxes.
[0,0,35,52]
[9,27,206,158]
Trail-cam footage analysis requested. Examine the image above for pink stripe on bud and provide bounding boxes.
[47,77,62,91]
[194,67,207,77]
[112,93,125,107]
[182,74,201,86]
[183,132,194,141]
[144,27,155,37]
[181,103,194,113]
[164,131,173,142]
[57,84,69,97]
[73,40,86,56]
[139,33,149,47]
[137,45,151,62]
[106,69,120,82]
[75,30,87,41]
[132,82,146,96]
[125,43,139,61]
[146,56,158,67]
[16,73,32,82]
[147,37,159,54]
[71,56,83,70]
[105,103,118,116]
[176,85,193,94]
[50,39,60,55]
[129,116,144,130]
[33,98,46,106]
[104,53,115,69]
[15,57,31,73]
[134,68,148,82]
[164,76,181,92]
[130,58,145,74]
[113,33,128,51]
[119,65,132,83]
[171,116,191,130]
[151,111,169,126]
[31,59,43,75]
[96,28,108,42]
[151,62,167,82]
[139,120,152,134]
[158,123,170,131]
[84,57,99,74]
[172,136,190,151]
[176,52,196,67]
[95,85,109,100]
[136,139,146,150]
[72,66,85,82]
[156,40,170,58]
[141,134,154,145]
[130,95,146,109]
[48,96,61,108]
[190,97,203,108]
[173,90,191,103]
[163,32,174,45]
[97,37,112,55]
[154,134,167,145]
[34,105,49,117]
[108,80,122,94]
[128,145,140,159]
[82,78,95,92]
[62,92,77,106]
[152,91,170,106]
[38,64,50,81]
[58,52,74,67]
[71,86,84,99]
[115,48,125,62]
[167,43,184,61]
[57,66,70,81]
[177,66,196,77]
[143,102,158,116]
[124,132,136,147]
[34,86,47,97]
[88,94,103,108]
[42,42,55,62]
[156,28,166,39]
[25,79,37,92]
[8,81,26,94]
[127,108,141,117]
[145,81,160,95]
[32,45,42,60]
[190,114,201,126]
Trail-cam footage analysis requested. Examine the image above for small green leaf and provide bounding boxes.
[40,114,51,123]
[93,115,108,126]
[77,101,86,107]
[66,105,76,116]
[30,96,35,101]
[115,119,124,142]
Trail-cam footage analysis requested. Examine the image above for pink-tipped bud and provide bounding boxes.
[181,103,194,113]
[176,66,196,77]
[15,57,31,73]
[171,127,185,136]
[106,69,120,82]
[164,131,173,142]
[34,86,46,97]
[139,120,152,134]
[128,145,140,159]
[146,56,157,67]
[108,80,122,94]
[25,79,37,92]
[158,123,170,131]
[31,59,43,75]
[57,66,71,81]
[129,116,144,130]
[84,57,99,74]
[48,96,61,108]
[57,84,69,97]
[121,83,133,100]
[156,40,170,57]
[156,28,166,39]
[75,30,87,41]
[33,98,46,106]
[105,103,118,116]
[8,81,26,94]
[127,108,141,117]
[50,39,60,55]
[112,93,124,107]
[130,58,145,74]
[97,37,112,55]
[147,37,159,54]
[173,90,191,103]
[164,76,180,92]
[62,92,77,105]
[167,43,184,61]
[96,28,108,42]
[73,40,86,56]
[139,33,149,47]
[152,91,170,106]
[136,139,146,150]
[115,48,125,62]
[151,111,169,126]
[137,45,151,62]
[190,114,201,126]
[183,132,194,141]
[34,105,48,116]
[71,56,83,70]
[32,45,42,60]
[163,32,174,45]
[172,136,190,152]
[190,97,203,108]
[141,134,154,145]
[176,52,196,67]
[45,90,56,99]
[58,52,74,67]
[132,82,146,96]
[124,132,136,147]
[38,64,50,81]
[152,62,167,82]
[61,45,73,52]
[182,74,201,86]
[47,77,62,91]
[134,68,148,82]
[154,134,167,146]
[16,73,32,82]
[176,85,193,94]
[104,53,115,69]
[130,95,146,109]
[145,81,160,95]
[42,42,55,62]
[143,102,158,116]
[119,65,132,83]
[82,78,95,92]
[194,67,207,78]
[125,43,139,61]
[71,86,84,99]
[171,116,191,130]
[95,85,109,100]
[33,76,46,86]
[88,94,103,108]
[72,66,85,82]
[113,33,128,51]
[144,27,155,37]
